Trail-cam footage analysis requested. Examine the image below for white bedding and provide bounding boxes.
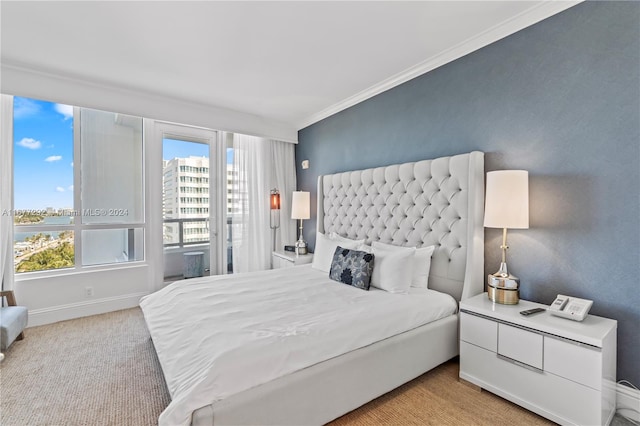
[140,265,457,426]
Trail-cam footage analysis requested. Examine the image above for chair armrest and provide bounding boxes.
[0,291,17,306]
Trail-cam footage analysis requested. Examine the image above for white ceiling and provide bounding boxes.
[1,1,579,132]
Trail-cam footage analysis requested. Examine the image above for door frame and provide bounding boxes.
[149,121,224,290]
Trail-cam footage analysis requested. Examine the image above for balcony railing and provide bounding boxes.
[163,217,233,249]
[163,217,234,273]
[163,218,209,247]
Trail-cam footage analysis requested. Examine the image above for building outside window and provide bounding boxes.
[163,155,210,245]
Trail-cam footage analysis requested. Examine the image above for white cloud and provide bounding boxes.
[54,103,73,120]
[70,162,74,167]
[13,98,41,119]
[56,187,65,192]
[17,138,42,150]
[45,155,62,162]
[68,185,74,191]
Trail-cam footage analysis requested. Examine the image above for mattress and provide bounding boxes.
[140,265,457,426]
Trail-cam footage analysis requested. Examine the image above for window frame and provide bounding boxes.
[13,100,146,277]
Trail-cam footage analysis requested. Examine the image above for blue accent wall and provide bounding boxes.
[296,2,640,385]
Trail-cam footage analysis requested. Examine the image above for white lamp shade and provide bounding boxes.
[484,170,529,229]
[291,191,310,220]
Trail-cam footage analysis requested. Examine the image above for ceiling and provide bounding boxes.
[1,1,579,131]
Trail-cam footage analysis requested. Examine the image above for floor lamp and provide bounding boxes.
[270,189,280,252]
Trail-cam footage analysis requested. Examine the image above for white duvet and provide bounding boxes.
[140,265,457,426]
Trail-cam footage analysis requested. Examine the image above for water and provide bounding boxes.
[14,216,73,242]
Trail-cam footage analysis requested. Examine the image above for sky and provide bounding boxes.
[13,97,74,210]
[162,139,234,164]
[14,97,233,211]
[162,138,209,161]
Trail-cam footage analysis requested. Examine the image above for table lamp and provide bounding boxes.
[484,170,529,304]
[291,191,310,256]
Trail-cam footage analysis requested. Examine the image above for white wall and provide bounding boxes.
[17,264,149,327]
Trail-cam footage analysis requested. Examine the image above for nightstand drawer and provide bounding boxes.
[544,336,602,390]
[498,323,543,370]
[460,312,497,352]
[461,341,602,426]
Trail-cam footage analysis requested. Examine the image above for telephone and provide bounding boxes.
[549,294,593,322]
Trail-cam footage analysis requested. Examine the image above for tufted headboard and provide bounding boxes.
[317,151,484,301]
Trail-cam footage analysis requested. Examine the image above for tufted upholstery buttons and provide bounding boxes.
[321,153,473,289]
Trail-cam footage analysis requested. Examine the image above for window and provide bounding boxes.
[79,108,144,265]
[13,97,144,273]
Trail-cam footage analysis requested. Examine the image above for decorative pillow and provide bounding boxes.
[311,232,362,273]
[371,241,436,289]
[329,246,374,291]
[370,242,416,294]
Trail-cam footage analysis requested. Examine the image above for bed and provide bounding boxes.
[141,151,485,426]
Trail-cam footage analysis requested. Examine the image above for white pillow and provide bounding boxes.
[328,232,365,247]
[372,241,436,289]
[359,244,373,253]
[370,242,415,294]
[312,232,362,273]
[412,245,436,288]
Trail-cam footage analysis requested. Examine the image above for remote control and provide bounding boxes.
[520,307,546,316]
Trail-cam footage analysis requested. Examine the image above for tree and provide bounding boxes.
[59,231,73,240]
[16,243,75,273]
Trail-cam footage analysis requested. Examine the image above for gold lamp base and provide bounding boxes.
[487,283,520,304]
[295,239,308,255]
[486,226,523,305]
[487,263,520,305]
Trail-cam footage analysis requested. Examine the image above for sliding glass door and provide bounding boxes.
[156,123,220,280]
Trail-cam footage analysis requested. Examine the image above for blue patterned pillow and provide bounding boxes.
[329,246,375,290]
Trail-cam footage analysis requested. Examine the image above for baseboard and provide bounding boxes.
[27,292,149,327]
[617,382,640,423]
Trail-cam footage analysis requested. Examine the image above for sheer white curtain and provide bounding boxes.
[1,95,14,291]
[231,136,297,272]
[232,134,272,272]
[272,140,297,250]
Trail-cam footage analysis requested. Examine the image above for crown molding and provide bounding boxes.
[296,1,582,131]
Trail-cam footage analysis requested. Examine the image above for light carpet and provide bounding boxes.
[0,308,170,426]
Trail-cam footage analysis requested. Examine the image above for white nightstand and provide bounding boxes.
[459,293,617,426]
[272,250,313,269]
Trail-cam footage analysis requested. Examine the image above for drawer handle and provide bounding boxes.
[497,353,543,374]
